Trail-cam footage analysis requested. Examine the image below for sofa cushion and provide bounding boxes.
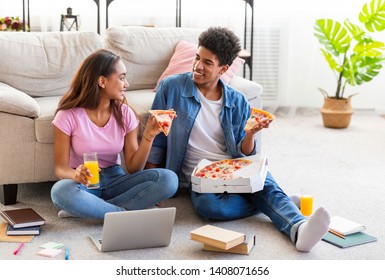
[105,26,203,91]
[0,31,104,97]
[229,76,263,109]
[0,82,40,117]
[34,96,62,144]
[124,89,157,136]
[154,40,244,91]
[33,92,155,144]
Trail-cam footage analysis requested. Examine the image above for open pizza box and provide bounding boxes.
[191,155,268,193]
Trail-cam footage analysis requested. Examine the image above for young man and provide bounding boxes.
[146,27,330,251]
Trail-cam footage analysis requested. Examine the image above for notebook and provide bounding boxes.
[329,216,366,235]
[0,208,45,228]
[89,207,176,252]
[322,231,377,248]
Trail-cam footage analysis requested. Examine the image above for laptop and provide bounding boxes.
[89,207,176,252]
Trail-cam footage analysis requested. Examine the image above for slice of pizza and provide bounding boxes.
[244,108,275,131]
[149,109,176,136]
[194,158,252,179]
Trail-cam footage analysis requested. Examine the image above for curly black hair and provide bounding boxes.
[198,27,241,66]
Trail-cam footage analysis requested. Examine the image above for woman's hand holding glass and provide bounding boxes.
[73,164,90,186]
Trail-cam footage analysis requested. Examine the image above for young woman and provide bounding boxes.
[51,49,178,219]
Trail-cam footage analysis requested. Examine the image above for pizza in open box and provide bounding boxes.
[149,109,176,136]
[194,158,253,179]
[244,108,275,131]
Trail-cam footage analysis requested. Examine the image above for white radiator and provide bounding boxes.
[244,21,285,103]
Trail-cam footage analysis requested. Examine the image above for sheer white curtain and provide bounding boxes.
[22,0,244,33]
[106,0,244,36]
[0,0,99,32]
[107,0,176,28]
[4,0,383,109]
[180,0,244,33]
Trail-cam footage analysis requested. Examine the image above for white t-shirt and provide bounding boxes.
[181,89,229,185]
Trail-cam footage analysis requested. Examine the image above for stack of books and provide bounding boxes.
[322,216,377,248]
[0,208,45,236]
[190,225,255,255]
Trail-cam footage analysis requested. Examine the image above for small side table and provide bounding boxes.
[238,49,252,80]
[60,14,80,31]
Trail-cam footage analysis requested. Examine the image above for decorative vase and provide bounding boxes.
[320,97,353,128]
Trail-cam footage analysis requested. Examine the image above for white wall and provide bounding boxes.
[265,0,385,111]
[1,0,384,110]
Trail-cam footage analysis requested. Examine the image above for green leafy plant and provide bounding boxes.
[314,0,385,99]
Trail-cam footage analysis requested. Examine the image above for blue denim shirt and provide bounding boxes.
[148,72,257,182]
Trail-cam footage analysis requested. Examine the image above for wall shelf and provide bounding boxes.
[175,0,254,80]
[22,0,30,32]
[94,0,101,34]
[22,0,100,33]
[106,0,181,29]
[102,0,253,80]
[241,0,254,80]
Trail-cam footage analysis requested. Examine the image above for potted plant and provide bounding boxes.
[313,0,385,128]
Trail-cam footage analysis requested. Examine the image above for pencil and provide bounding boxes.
[328,229,345,239]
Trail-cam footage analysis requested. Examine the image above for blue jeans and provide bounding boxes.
[191,172,306,243]
[51,165,178,220]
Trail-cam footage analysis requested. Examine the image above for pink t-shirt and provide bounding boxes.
[52,104,139,168]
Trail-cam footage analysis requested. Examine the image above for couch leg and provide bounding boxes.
[0,184,18,205]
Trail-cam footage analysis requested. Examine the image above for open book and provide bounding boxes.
[329,216,366,236]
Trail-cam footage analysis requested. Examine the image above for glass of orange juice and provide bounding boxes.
[83,152,100,189]
[300,188,313,217]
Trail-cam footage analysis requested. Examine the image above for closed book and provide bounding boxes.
[0,208,45,228]
[322,231,377,248]
[203,234,256,255]
[6,224,40,236]
[190,225,246,250]
[329,216,366,235]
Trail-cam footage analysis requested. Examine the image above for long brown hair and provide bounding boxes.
[55,49,127,129]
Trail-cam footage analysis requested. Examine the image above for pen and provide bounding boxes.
[65,246,69,260]
[13,242,24,255]
[329,229,346,239]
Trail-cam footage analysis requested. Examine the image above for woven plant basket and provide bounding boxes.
[319,97,353,128]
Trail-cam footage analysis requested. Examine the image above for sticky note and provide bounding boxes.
[37,248,63,258]
[40,242,64,249]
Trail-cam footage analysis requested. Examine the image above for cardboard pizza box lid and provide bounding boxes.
[191,155,268,193]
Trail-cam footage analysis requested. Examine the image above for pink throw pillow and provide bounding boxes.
[154,40,244,91]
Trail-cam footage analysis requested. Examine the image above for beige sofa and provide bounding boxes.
[0,26,263,205]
